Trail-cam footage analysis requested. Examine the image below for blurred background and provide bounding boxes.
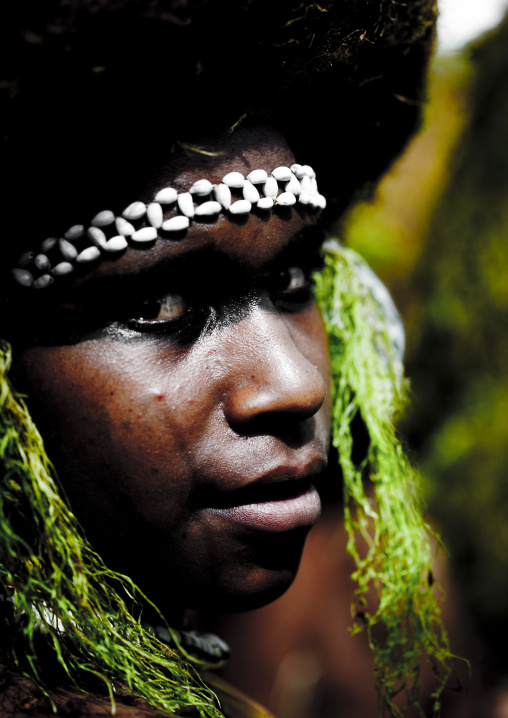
[213,3,508,715]
[344,3,508,715]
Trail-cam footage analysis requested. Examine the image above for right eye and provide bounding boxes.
[127,293,188,328]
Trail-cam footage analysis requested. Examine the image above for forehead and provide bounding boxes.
[8,125,326,307]
[62,127,319,287]
[87,211,318,281]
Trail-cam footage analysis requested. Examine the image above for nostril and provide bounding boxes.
[228,407,320,446]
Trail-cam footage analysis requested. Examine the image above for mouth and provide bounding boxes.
[203,463,324,532]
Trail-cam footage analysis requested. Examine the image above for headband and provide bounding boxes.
[12,163,326,290]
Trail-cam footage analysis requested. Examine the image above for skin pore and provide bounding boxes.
[10,126,331,623]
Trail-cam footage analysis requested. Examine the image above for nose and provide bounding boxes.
[222,306,327,427]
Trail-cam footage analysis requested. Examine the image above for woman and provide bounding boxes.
[0,1,450,716]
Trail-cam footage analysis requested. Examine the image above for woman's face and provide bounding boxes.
[12,127,331,615]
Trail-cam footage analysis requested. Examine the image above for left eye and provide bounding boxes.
[273,266,312,308]
[128,293,188,327]
[283,266,307,291]
[275,266,309,293]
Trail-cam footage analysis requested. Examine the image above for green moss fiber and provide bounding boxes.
[314,242,452,717]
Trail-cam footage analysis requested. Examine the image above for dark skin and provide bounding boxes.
[11,127,331,622]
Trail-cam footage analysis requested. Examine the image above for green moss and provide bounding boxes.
[314,243,452,717]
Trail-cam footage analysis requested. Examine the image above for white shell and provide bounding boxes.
[122,201,146,221]
[115,217,135,237]
[290,163,304,178]
[222,172,245,188]
[91,210,115,227]
[104,235,128,252]
[300,176,312,194]
[53,262,74,276]
[272,166,292,182]
[64,225,85,241]
[9,165,324,286]
[131,227,158,243]
[247,169,268,184]
[276,192,296,206]
[162,216,190,232]
[41,237,58,253]
[59,238,78,261]
[195,201,222,216]
[34,254,50,271]
[87,226,107,248]
[243,180,260,203]
[190,179,213,196]
[229,199,251,215]
[18,251,35,266]
[155,187,178,204]
[12,268,33,286]
[177,192,195,218]
[213,183,232,209]
[286,175,301,195]
[33,274,54,289]
[263,177,278,199]
[147,202,163,228]
[77,246,101,263]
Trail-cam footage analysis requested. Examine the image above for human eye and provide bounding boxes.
[269,228,326,312]
[126,293,189,331]
[272,265,314,310]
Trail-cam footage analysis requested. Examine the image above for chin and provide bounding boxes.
[183,528,310,614]
[116,523,312,617]
[189,567,299,614]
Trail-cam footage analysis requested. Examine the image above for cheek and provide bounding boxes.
[13,304,331,533]
[14,340,217,529]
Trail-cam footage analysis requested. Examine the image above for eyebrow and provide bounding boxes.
[65,224,326,307]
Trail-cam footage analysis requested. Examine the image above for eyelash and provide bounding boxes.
[125,264,316,335]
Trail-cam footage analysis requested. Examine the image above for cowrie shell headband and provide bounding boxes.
[12,163,326,290]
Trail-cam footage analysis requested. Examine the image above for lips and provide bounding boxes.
[202,458,325,532]
[208,484,321,532]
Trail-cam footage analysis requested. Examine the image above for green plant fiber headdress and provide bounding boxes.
[0,242,452,717]
[315,242,452,716]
